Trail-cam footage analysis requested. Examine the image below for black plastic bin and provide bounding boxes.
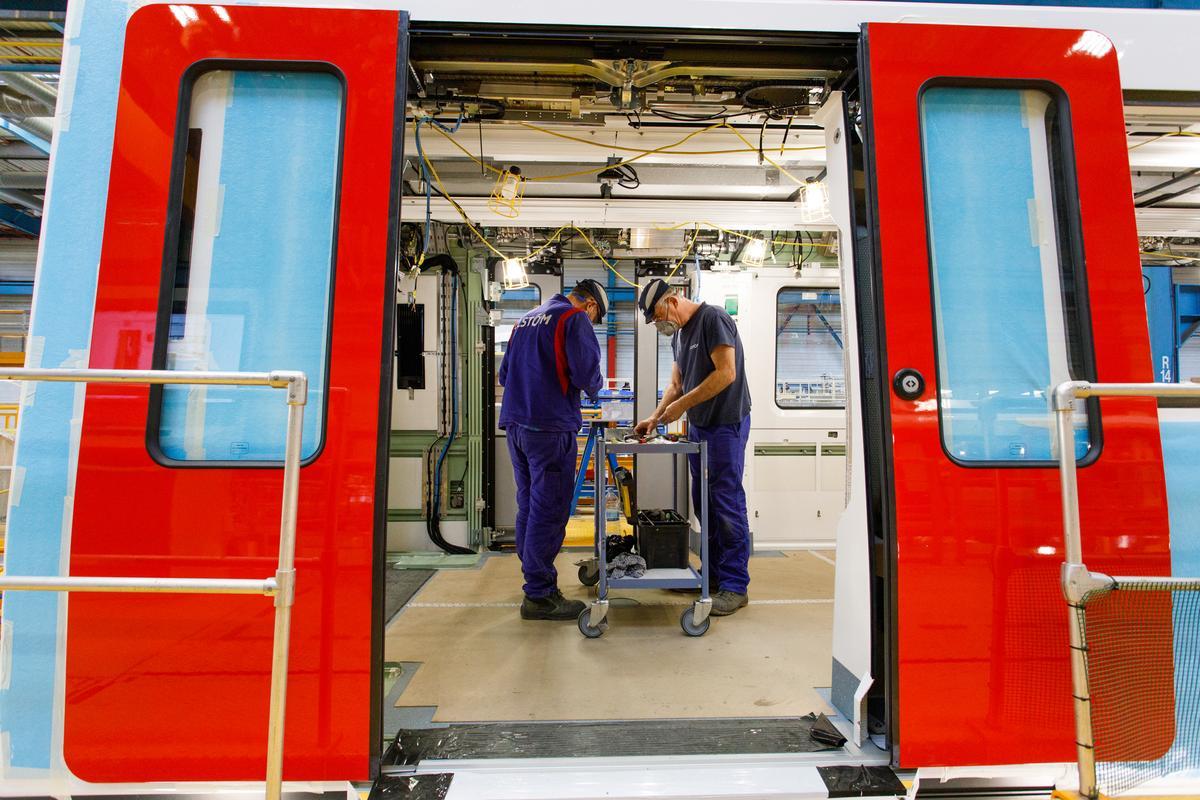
[636,509,690,570]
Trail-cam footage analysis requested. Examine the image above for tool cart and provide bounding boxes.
[576,428,711,638]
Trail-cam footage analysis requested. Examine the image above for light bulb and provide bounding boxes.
[741,237,769,266]
[799,180,830,223]
[501,258,529,289]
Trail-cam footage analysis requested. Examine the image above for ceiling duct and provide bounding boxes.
[0,89,52,118]
[628,228,685,250]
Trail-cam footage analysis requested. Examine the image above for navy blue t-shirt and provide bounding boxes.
[672,303,751,427]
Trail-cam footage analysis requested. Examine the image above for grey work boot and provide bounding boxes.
[521,590,587,621]
[710,590,749,616]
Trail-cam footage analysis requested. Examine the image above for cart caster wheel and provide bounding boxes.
[578,562,600,587]
[578,608,608,638]
[680,607,711,637]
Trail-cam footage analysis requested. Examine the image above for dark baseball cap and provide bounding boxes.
[573,278,609,321]
[637,278,672,323]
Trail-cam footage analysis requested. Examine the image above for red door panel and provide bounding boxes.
[65,5,401,781]
[864,23,1172,766]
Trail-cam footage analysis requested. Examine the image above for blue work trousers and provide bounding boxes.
[688,416,752,594]
[506,424,577,598]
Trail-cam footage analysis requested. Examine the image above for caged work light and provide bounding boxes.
[740,236,770,267]
[501,257,530,290]
[798,179,831,223]
[488,165,526,219]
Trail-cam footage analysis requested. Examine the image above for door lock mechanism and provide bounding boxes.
[893,368,925,401]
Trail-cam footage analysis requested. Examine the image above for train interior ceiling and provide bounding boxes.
[379,25,871,760]
[373,23,1200,762]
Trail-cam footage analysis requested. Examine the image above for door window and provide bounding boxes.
[921,86,1096,463]
[154,69,342,462]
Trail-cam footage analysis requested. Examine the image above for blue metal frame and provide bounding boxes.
[0,204,40,236]
[0,118,50,155]
[1143,266,1176,383]
[569,421,620,516]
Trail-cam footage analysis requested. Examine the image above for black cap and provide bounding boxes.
[638,279,672,323]
[573,278,609,321]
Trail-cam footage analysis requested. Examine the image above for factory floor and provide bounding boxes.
[383,548,837,726]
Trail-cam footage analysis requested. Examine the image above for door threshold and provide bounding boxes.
[384,715,875,766]
[378,755,903,799]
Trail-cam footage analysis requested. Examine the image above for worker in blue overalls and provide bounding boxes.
[499,278,608,620]
[634,278,751,616]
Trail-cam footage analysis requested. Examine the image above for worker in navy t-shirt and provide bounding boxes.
[634,278,752,616]
[499,278,608,621]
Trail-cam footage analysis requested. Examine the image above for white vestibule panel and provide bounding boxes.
[693,256,846,550]
[388,271,474,552]
[388,456,424,510]
[816,94,875,745]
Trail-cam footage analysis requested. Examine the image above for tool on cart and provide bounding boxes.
[575,458,637,587]
[576,428,712,638]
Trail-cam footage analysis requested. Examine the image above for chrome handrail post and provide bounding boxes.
[1054,380,1098,800]
[265,372,306,800]
[0,367,307,800]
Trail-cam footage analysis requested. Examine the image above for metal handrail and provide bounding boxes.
[0,367,307,800]
[1053,380,1200,800]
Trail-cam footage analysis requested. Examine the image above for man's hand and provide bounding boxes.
[659,400,685,425]
[634,416,659,436]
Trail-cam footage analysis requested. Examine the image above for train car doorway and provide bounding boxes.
[4,4,1171,793]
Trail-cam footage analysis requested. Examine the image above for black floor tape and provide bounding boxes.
[369,773,454,800]
[385,716,842,764]
[385,568,435,622]
[818,765,908,797]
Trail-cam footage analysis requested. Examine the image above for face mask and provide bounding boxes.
[654,320,678,337]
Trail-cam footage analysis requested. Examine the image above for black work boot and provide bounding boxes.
[521,590,587,621]
[710,590,749,616]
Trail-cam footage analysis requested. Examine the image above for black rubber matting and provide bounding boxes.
[384,714,842,764]
[819,765,908,797]
[385,568,435,622]
[370,773,454,800]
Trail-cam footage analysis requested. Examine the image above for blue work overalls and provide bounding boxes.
[498,294,603,598]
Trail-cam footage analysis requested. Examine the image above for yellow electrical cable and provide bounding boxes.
[568,226,640,287]
[666,226,699,278]
[515,120,824,157]
[430,126,504,175]
[1142,250,1200,263]
[654,220,836,249]
[431,123,653,182]
[426,121,824,183]
[521,123,728,182]
[1128,131,1200,152]
[420,133,831,276]
[719,122,806,186]
[419,150,509,261]
[418,151,640,286]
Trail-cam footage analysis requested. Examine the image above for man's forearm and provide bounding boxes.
[675,369,733,413]
[653,383,682,419]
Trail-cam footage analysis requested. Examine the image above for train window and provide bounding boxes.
[153,69,343,463]
[775,288,845,409]
[921,85,1096,464]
